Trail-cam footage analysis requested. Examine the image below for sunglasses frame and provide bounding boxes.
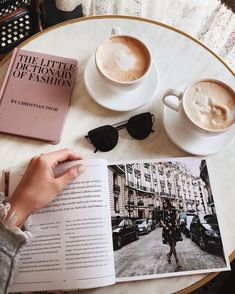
[85,112,155,153]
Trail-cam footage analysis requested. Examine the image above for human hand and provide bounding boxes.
[5,149,85,228]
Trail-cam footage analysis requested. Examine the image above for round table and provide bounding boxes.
[0,16,234,294]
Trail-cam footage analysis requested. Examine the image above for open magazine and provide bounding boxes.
[2,157,229,292]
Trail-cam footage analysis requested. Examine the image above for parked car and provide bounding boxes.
[190,214,222,251]
[135,219,152,235]
[148,219,156,231]
[179,211,195,231]
[183,214,195,238]
[112,217,139,250]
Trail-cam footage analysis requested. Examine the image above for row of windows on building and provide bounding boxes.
[108,161,214,219]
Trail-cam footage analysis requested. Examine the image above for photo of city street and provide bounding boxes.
[108,158,228,278]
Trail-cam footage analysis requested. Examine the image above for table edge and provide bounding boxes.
[0,15,234,78]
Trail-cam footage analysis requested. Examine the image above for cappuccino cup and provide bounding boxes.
[95,27,152,92]
[162,79,235,136]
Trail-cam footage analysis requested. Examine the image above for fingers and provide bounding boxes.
[57,164,86,189]
[41,149,83,167]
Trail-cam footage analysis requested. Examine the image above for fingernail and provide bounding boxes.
[77,164,86,174]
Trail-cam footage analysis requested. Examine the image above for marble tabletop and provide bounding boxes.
[0,16,234,294]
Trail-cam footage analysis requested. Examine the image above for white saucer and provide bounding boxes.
[163,106,235,156]
[84,55,160,111]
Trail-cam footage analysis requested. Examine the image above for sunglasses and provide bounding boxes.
[85,112,155,152]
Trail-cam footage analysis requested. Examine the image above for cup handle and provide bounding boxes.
[111,27,122,35]
[162,89,183,112]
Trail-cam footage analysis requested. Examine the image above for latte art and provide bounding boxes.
[184,81,235,131]
[96,36,150,82]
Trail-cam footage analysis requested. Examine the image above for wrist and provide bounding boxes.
[5,199,31,228]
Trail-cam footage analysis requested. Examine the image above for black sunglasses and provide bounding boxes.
[85,112,155,152]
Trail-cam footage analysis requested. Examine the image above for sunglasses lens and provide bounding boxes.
[88,125,118,152]
[126,112,153,139]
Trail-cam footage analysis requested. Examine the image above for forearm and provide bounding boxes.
[0,221,26,294]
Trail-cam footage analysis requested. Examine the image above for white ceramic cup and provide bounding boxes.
[162,79,235,137]
[94,27,152,93]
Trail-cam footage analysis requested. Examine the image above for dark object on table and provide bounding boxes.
[0,0,43,58]
[220,0,235,13]
[42,0,83,28]
[192,259,235,294]
[85,112,155,153]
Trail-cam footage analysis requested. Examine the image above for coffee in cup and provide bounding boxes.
[95,29,152,92]
[96,35,150,83]
[162,79,235,136]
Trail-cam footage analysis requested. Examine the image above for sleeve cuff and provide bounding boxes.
[0,192,33,242]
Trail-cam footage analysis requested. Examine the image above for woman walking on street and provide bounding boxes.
[160,198,182,270]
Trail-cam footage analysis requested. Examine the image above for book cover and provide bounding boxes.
[0,48,78,143]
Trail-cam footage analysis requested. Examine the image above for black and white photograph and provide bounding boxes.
[108,158,229,280]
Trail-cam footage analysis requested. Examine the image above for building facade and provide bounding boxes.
[200,159,215,214]
[108,160,213,219]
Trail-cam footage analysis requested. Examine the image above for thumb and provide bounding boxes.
[57,164,86,188]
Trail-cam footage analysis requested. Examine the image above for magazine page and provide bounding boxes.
[107,157,230,282]
[3,159,115,292]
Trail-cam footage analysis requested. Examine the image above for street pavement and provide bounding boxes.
[114,227,226,278]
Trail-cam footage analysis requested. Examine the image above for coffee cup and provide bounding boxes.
[95,27,152,92]
[162,79,235,136]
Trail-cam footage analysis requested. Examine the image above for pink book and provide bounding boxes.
[0,48,78,144]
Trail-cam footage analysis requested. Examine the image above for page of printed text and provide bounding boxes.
[7,159,115,292]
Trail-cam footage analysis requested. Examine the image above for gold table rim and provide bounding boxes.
[0,15,235,78]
